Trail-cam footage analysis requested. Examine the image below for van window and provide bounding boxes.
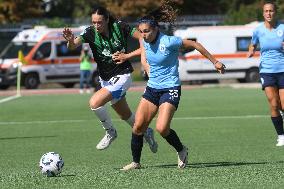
[0,42,36,59]
[33,42,51,60]
[56,41,82,57]
[236,37,260,51]
[180,38,197,55]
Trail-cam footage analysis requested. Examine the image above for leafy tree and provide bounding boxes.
[43,0,75,18]
[72,0,101,18]
[225,0,284,25]
[0,0,43,24]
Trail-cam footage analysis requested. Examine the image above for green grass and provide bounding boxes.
[0,87,284,189]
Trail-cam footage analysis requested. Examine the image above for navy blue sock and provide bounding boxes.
[271,116,284,135]
[163,129,183,152]
[131,133,144,163]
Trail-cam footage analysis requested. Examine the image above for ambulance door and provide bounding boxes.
[32,41,57,82]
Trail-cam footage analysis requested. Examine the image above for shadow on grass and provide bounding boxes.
[150,161,284,169]
[58,174,76,177]
[0,135,56,140]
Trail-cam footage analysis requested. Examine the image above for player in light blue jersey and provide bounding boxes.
[121,1,226,171]
[248,1,284,147]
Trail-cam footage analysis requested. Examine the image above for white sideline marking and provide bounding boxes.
[0,115,269,125]
[0,95,21,104]
[172,115,269,120]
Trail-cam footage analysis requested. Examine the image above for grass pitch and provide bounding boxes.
[0,87,284,189]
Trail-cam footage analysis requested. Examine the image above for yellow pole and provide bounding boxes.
[17,50,25,97]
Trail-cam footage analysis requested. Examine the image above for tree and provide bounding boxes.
[224,0,284,25]
[42,0,75,18]
[0,0,43,24]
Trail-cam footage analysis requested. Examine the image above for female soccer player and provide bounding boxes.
[121,2,226,170]
[63,6,157,152]
[248,1,284,146]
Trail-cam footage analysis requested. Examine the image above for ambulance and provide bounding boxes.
[174,22,261,83]
[0,26,98,89]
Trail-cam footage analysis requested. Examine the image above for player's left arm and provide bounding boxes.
[182,39,226,74]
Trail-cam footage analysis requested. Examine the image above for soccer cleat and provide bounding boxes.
[276,137,284,147]
[96,129,117,150]
[120,162,141,171]
[177,145,188,168]
[79,89,84,94]
[144,127,158,153]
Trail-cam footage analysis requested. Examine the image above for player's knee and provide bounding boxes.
[155,125,169,136]
[89,97,99,109]
[132,124,146,135]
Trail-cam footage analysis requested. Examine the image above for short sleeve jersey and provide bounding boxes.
[80,21,136,80]
[143,33,183,89]
[251,22,284,73]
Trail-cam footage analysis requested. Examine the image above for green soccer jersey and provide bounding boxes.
[80,21,135,80]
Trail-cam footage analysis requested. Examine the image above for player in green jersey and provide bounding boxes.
[63,6,158,152]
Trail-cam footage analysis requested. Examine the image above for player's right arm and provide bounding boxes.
[139,38,150,76]
[62,28,82,50]
[247,28,259,58]
[247,44,257,58]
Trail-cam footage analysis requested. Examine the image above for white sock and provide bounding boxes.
[125,113,135,128]
[91,106,115,131]
[278,135,284,140]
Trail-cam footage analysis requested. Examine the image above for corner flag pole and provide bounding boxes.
[16,62,22,97]
[17,50,26,97]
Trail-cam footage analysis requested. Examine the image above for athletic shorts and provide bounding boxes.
[100,73,132,105]
[260,72,284,90]
[142,86,181,110]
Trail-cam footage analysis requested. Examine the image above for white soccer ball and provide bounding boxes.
[39,152,64,177]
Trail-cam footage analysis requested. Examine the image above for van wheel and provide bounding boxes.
[24,73,39,89]
[237,79,246,83]
[92,72,101,91]
[245,68,260,83]
[61,83,75,88]
[0,84,10,90]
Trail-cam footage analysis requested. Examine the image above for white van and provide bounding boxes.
[0,26,98,89]
[174,22,261,83]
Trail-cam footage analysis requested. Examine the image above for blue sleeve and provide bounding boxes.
[251,28,259,45]
[169,36,183,50]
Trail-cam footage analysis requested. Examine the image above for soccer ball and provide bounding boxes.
[39,152,64,177]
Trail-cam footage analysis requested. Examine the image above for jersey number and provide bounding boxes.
[109,76,120,85]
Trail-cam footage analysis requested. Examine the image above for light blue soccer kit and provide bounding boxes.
[144,32,182,89]
[252,22,284,88]
[142,32,183,109]
[252,22,284,73]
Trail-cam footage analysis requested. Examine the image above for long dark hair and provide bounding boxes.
[91,5,116,24]
[138,0,178,27]
[263,1,278,12]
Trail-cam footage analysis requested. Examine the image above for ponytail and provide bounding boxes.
[138,0,178,27]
